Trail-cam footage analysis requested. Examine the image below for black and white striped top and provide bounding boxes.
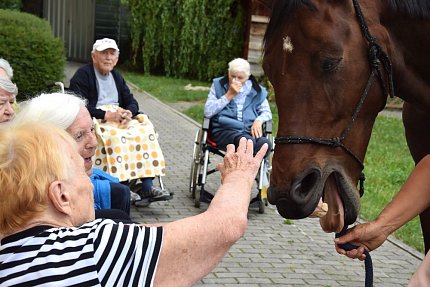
[0,219,163,287]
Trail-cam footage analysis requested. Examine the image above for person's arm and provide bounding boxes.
[252,97,272,138]
[255,98,272,123]
[153,138,268,287]
[335,154,430,260]
[116,72,139,117]
[204,84,230,118]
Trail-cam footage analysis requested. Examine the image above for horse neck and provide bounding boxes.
[378,3,430,113]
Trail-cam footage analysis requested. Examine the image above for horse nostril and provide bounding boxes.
[296,170,319,199]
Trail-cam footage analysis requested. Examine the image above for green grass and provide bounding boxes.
[123,72,209,103]
[362,116,420,251]
[124,72,422,252]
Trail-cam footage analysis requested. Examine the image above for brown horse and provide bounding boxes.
[262,0,430,252]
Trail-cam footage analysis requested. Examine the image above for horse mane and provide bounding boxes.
[264,0,316,50]
[388,0,430,19]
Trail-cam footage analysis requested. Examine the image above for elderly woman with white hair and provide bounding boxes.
[0,76,18,123]
[204,58,272,154]
[14,92,133,220]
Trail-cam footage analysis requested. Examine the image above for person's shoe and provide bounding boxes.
[134,198,151,207]
[130,190,141,202]
[139,186,171,202]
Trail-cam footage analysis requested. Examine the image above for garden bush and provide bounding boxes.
[0,9,65,100]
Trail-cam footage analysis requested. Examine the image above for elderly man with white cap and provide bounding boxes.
[69,38,172,205]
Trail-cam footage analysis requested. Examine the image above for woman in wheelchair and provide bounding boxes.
[190,58,272,212]
[204,58,272,154]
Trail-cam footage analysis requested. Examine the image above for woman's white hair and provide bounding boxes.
[0,76,18,96]
[0,58,13,79]
[14,92,87,129]
[228,58,251,76]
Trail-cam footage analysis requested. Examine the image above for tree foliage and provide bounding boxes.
[124,0,245,81]
[0,0,22,10]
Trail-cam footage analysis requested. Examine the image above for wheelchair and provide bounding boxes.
[189,117,274,214]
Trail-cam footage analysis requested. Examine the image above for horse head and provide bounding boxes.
[263,0,394,233]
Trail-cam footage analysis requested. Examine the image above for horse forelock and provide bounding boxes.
[388,0,430,19]
[263,0,316,52]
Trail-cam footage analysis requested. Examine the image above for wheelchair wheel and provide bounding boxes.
[189,128,203,202]
[258,199,265,214]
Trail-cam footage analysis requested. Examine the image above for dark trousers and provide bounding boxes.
[212,130,271,156]
[109,182,131,216]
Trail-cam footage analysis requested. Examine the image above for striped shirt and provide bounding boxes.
[0,219,163,287]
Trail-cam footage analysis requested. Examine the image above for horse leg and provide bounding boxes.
[403,102,430,254]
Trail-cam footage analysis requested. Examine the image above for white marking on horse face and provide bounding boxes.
[283,36,293,53]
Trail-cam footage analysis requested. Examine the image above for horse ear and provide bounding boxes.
[256,0,273,9]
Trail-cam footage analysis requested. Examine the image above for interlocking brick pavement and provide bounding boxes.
[65,63,422,286]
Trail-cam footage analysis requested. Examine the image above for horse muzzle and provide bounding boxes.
[268,167,360,232]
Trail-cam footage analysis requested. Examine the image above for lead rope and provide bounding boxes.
[335,227,373,287]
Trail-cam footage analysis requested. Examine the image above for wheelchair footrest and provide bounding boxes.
[200,189,214,203]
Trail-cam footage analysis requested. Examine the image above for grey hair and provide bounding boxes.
[14,92,87,130]
[228,58,251,76]
[0,76,18,96]
[0,58,13,79]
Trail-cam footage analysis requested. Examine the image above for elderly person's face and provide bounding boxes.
[66,107,98,176]
[228,71,249,85]
[92,48,119,75]
[0,88,16,123]
[62,136,95,224]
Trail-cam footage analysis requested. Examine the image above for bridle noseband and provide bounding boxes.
[274,0,395,196]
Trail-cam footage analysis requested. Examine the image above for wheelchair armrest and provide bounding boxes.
[264,120,273,134]
[202,117,211,131]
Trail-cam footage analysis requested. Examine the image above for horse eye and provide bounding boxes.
[321,58,342,73]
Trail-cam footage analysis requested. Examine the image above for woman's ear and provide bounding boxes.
[48,180,72,215]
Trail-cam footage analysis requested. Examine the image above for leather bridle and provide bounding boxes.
[274,0,395,196]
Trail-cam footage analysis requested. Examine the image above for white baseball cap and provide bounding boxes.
[92,38,119,52]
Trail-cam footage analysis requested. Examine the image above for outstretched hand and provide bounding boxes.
[334,221,389,261]
[217,137,267,185]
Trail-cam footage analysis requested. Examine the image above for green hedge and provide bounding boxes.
[125,0,245,81]
[0,9,65,100]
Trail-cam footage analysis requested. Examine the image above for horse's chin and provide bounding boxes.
[318,172,360,233]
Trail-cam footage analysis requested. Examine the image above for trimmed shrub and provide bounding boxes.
[0,9,65,100]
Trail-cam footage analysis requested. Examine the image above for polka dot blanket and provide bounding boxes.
[93,107,166,182]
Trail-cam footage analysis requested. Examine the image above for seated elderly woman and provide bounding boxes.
[204,58,272,154]
[14,93,133,218]
[0,122,267,286]
[0,76,17,124]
